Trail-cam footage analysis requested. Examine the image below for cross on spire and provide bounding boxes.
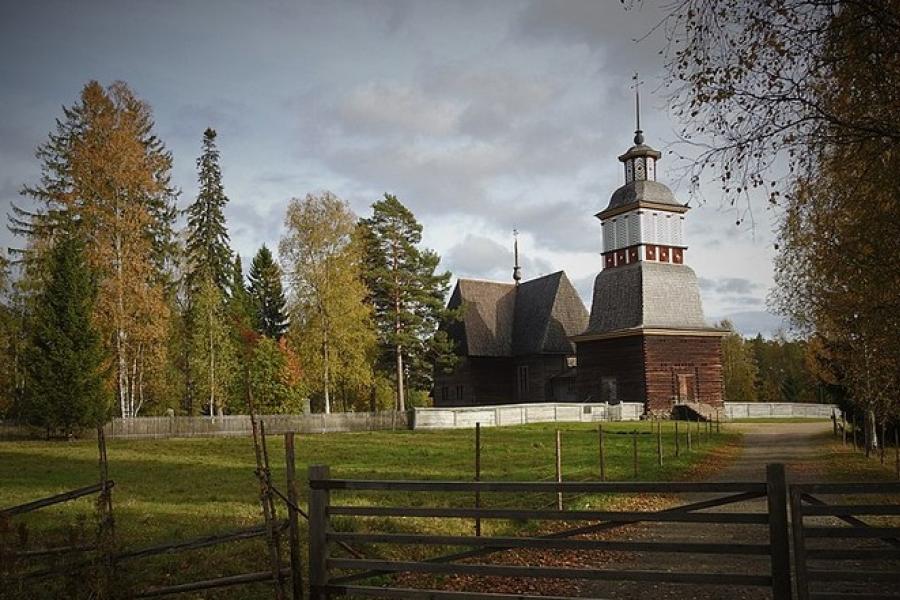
[513,228,522,286]
[631,72,644,145]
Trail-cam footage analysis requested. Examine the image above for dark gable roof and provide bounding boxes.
[447,272,588,357]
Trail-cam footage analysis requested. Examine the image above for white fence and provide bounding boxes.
[723,402,838,420]
[0,412,410,441]
[411,402,644,430]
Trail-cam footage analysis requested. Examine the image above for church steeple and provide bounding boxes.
[512,229,522,286]
[595,81,690,271]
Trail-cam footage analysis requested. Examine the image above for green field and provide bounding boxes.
[1,421,736,599]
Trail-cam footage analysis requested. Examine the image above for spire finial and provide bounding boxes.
[512,228,522,286]
[631,72,644,145]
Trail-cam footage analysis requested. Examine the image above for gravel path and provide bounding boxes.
[582,421,833,600]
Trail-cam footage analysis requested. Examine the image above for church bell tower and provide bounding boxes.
[573,82,725,417]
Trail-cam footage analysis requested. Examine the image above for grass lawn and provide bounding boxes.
[1,421,737,599]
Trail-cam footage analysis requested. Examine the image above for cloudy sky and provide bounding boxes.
[0,0,785,336]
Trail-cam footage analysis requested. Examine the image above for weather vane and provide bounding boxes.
[631,72,644,145]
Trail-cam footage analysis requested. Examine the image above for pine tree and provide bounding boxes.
[185,128,233,295]
[280,192,375,413]
[22,237,109,436]
[360,194,453,412]
[14,80,176,418]
[248,245,288,340]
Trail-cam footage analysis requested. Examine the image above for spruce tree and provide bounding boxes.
[227,255,252,330]
[22,236,108,436]
[248,245,288,340]
[360,194,453,412]
[185,128,233,295]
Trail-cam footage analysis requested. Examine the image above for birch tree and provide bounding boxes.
[280,192,374,413]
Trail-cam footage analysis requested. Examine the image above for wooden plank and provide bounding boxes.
[803,527,900,538]
[327,505,768,524]
[327,532,771,555]
[767,464,792,600]
[322,585,605,600]
[800,504,900,516]
[790,483,810,600]
[118,523,280,560]
[0,482,109,518]
[807,570,900,583]
[793,482,900,494]
[806,548,900,560]
[309,465,330,600]
[326,558,772,586]
[811,594,900,600]
[284,432,303,600]
[133,568,291,598]
[312,479,766,494]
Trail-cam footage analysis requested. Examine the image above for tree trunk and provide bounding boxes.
[323,328,331,414]
[396,343,405,413]
[209,308,216,418]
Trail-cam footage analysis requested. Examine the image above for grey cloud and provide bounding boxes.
[698,276,760,296]
[444,234,553,282]
[714,310,788,338]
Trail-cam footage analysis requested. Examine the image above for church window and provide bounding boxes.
[441,386,449,404]
[455,385,464,403]
[646,157,655,180]
[625,160,634,182]
[517,365,529,397]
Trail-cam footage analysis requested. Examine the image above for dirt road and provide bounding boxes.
[583,420,833,600]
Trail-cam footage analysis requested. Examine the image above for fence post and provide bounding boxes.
[96,426,116,598]
[674,420,680,457]
[841,411,846,445]
[308,465,330,600]
[695,416,701,447]
[475,422,482,536]
[656,420,663,467]
[790,484,809,600]
[598,424,606,482]
[284,433,303,600]
[895,428,899,480]
[555,429,563,510]
[766,463,792,600]
[632,429,638,479]
[687,424,692,452]
[715,409,720,433]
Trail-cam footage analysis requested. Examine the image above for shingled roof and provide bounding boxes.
[582,261,710,335]
[445,272,588,357]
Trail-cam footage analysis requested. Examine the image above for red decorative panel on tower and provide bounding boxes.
[616,249,626,265]
[673,249,683,264]
[659,247,669,262]
[645,245,656,260]
[604,254,614,268]
[628,248,638,263]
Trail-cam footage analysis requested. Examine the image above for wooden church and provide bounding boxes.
[432,239,589,407]
[435,105,725,417]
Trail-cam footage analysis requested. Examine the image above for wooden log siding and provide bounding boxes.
[789,481,900,600]
[308,466,791,600]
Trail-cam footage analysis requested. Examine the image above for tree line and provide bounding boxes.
[719,321,833,405]
[0,81,455,436]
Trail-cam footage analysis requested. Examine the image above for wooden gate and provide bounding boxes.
[307,463,792,600]
[789,481,900,600]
